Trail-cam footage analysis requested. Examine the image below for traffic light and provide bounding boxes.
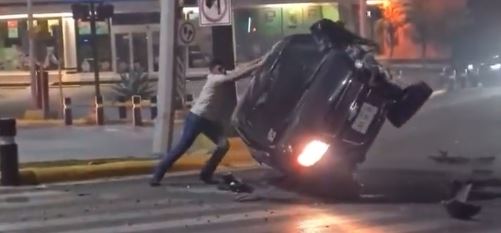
[70,1,114,98]
[367,6,383,20]
[96,4,114,21]
[71,3,90,21]
[71,2,114,21]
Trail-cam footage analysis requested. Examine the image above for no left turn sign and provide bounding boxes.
[198,0,232,27]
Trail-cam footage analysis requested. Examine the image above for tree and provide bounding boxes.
[403,0,466,59]
[467,0,501,27]
[375,19,398,58]
[407,3,429,59]
[467,0,501,54]
[377,0,467,60]
[452,0,501,64]
[377,0,406,58]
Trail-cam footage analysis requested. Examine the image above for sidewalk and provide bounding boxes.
[17,125,161,163]
[11,124,254,185]
[16,123,246,164]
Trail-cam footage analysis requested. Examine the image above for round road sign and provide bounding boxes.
[179,21,196,45]
[200,0,230,24]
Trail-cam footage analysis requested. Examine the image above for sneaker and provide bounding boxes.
[149,180,161,187]
[200,175,219,185]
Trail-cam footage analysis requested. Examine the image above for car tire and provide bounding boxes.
[387,82,433,128]
[317,169,362,201]
[326,162,361,201]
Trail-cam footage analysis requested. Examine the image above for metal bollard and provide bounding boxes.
[35,70,43,109]
[186,94,194,108]
[41,71,50,118]
[95,96,104,125]
[150,96,157,120]
[117,96,127,119]
[64,97,73,126]
[132,95,143,126]
[0,118,19,186]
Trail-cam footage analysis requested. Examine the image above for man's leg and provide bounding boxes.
[150,113,203,185]
[200,121,230,182]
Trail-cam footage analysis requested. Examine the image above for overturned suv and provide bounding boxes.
[232,19,432,197]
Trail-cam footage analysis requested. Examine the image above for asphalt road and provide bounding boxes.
[365,86,501,179]
[1,167,500,233]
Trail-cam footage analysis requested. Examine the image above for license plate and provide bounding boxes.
[351,103,378,134]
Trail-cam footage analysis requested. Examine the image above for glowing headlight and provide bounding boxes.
[354,60,363,69]
[297,140,330,167]
[490,63,501,71]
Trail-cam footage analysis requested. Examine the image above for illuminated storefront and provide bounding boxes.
[0,0,364,79]
[0,13,69,72]
[233,2,340,63]
[182,0,347,75]
[0,0,158,77]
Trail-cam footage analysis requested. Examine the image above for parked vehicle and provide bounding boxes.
[465,55,501,87]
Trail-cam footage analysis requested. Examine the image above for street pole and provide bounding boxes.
[359,0,368,38]
[27,0,37,107]
[89,2,101,98]
[152,0,178,155]
[56,27,64,118]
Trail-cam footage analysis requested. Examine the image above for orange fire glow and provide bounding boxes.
[374,0,467,60]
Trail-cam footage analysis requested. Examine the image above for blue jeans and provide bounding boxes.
[152,112,230,182]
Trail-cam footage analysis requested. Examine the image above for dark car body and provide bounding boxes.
[232,34,397,176]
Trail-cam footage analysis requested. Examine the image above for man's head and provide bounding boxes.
[209,58,226,75]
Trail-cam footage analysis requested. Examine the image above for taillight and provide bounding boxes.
[297,140,330,167]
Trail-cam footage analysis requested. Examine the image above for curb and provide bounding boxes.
[18,138,255,185]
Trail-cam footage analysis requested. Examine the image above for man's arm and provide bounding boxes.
[227,59,263,80]
[215,57,264,83]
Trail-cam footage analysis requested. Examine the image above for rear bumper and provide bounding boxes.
[234,121,370,174]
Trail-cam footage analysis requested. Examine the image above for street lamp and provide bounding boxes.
[71,2,114,98]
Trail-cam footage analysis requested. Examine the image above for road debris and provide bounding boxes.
[217,173,254,194]
[443,182,482,220]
